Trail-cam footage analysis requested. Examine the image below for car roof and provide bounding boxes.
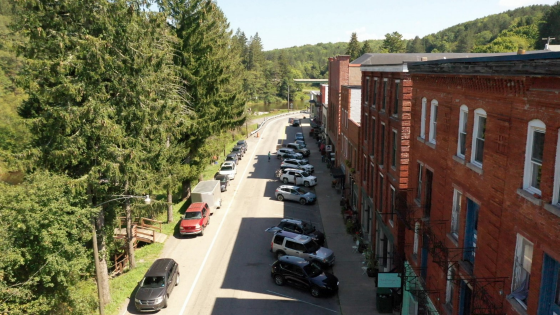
[214,174,227,179]
[227,153,237,157]
[145,258,175,277]
[278,185,300,190]
[283,168,302,172]
[222,161,235,166]
[232,145,242,149]
[237,140,246,144]
[279,255,308,266]
[186,202,206,212]
[275,230,312,242]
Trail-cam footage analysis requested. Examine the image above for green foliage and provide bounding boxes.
[382,32,406,53]
[406,36,425,53]
[360,40,372,55]
[0,171,94,314]
[346,32,361,60]
[538,1,560,49]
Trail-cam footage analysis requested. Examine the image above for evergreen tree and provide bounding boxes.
[538,1,560,49]
[455,31,475,52]
[346,32,361,60]
[360,40,372,55]
[406,36,425,53]
[382,32,406,53]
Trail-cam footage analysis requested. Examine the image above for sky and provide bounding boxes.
[215,0,558,51]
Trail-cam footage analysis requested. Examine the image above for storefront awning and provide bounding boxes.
[331,167,345,179]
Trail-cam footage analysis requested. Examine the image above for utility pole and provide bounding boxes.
[287,84,290,113]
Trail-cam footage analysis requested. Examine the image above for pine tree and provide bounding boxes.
[360,40,372,56]
[382,32,406,53]
[346,32,361,60]
[406,36,425,53]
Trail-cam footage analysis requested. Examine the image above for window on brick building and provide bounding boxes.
[429,100,438,144]
[554,130,560,206]
[416,163,423,201]
[365,77,370,104]
[380,123,386,166]
[420,98,427,139]
[413,222,420,259]
[511,234,533,309]
[370,117,376,157]
[445,264,455,312]
[370,163,375,198]
[379,173,384,213]
[523,119,545,196]
[364,113,368,142]
[393,81,400,116]
[373,78,378,107]
[389,185,396,227]
[363,155,368,184]
[382,79,387,111]
[538,254,560,314]
[457,105,468,159]
[392,129,398,168]
[451,189,462,240]
[471,109,487,168]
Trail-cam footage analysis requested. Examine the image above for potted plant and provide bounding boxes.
[364,248,378,279]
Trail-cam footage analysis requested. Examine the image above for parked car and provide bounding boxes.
[294,140,307,148]
[281,159,314,173]
[237,140,248,153]
[219,161,237,180]
[275,185,316,205]
[214,174,229,192]
[280,168,317,187]
[134,258,180,311]
[271,256,338,297]
[265,218,325,246]
[285,142,310,157]
[277,148,301,159]
[281,153,307,164]
[294,132,304,141]
[231,146,244,159]
[225,153,239,165]
[270,230,334,267]
[179,202,211,236]
[292,119,300,127]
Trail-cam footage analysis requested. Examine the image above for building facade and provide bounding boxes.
[403,52,560,315]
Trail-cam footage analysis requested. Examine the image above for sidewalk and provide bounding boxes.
[301,119,380,315]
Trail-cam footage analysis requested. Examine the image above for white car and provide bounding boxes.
[281,159,314,173]
[280,168,317,187]
[276,148,298,159]
[219,161,237,180]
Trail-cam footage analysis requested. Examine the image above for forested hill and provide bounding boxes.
[265,4,551,79]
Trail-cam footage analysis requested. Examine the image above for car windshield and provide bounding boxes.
[184,211,202,219]
[303,262,323,278]
[303,240,321,253]
[221,166,233,171]
[301,222,315,233]
[218,177,227,183]
[294,187,306,194]
[301,172,310,177]
[226,156,235,160]
[141,276,165,288]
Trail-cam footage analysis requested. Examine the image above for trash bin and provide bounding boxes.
[376,288,393,313]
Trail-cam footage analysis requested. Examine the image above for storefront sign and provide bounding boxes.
[325,145,332,152]
[377,273,401,288]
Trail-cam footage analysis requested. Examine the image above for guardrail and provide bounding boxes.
[249,111,305,137]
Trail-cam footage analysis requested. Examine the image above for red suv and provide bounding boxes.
[179,202,210,236]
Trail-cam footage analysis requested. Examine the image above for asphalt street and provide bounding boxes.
[119,112,341,315]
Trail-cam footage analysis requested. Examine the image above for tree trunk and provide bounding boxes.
[125,198,136,269]
[167,183,173,223]
[95,210,111,306]
[181,180,191,201]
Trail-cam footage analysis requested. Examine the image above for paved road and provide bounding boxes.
[121,112,341,315]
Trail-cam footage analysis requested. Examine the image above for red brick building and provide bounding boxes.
[403,52,560,315]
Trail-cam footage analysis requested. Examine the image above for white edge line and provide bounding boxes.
[179,115,291,314]
[265,290,339,313]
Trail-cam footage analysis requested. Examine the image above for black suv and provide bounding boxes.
[231,146,244,159]
[237,140,248,152]
[271,256,339,298]
[266,218,325,246]
[225,153,239,165]
[135,258,180,312]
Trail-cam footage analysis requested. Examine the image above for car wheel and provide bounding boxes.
[311,286,321,297]
[207,217,210,225]
[277,155,281,159]
[199,227,205,236]
[304,181,310,187]
[274,275,285,286]
[276,251,286,259]
[277,195,284,201]
[176,274,180,286]
[299,198,307,205]
[164,294,169,308]
[283,178,288,184]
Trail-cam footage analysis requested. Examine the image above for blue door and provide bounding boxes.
[421,234,429,281]
[538,254,560,314]
[463,199,479,264]
[459,281,472,315]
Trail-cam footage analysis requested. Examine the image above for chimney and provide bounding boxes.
[517,48,526,55]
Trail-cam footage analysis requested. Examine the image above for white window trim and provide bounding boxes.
[511,234,534,310]
[389,185,396,227]
[392,129,398,168]
[471,108,487,168]
[553,129,560,205]
[429,100,438,144]
[457,105,469,159]
[445,264,455,307]
[523,119,546,196]
[420,98,427,139]
[451,189,462,239]
[413,222,420,257]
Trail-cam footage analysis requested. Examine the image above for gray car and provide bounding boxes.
[275,185,316,205]
[134,258,179,312]
[270,231,335,267]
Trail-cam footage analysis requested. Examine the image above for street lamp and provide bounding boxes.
[92,194,151,315]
